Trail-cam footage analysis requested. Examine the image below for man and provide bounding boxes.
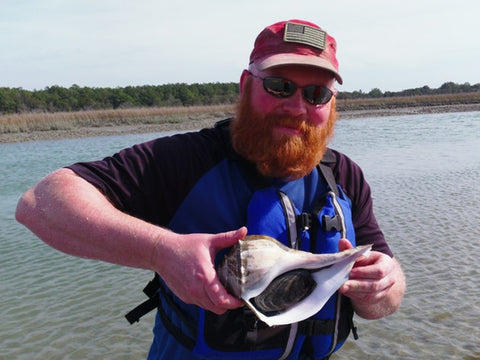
[16,19,405,359]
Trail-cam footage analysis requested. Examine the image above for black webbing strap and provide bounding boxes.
[125,294,159,324]
[125,276,160,324]
[318,149,339,197]
[125,275,197,350]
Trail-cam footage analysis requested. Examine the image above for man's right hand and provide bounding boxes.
[152,227,247,314]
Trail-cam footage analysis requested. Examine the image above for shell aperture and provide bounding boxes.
[217,235,371,326]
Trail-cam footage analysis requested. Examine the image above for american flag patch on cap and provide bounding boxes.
[283,22,326,50]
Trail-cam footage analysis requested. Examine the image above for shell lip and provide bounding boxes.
[242,244,372,326]
[241,243,372,299]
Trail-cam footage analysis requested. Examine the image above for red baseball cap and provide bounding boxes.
[249,20,343,84]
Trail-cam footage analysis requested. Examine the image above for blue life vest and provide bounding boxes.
[126,150,357,360]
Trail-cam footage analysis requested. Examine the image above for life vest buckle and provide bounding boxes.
[322,214,342,233]
[297,212,313,232]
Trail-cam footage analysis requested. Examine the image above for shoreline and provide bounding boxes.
[2,103,479,144]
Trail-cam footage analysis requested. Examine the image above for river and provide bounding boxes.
[1,111,479,359]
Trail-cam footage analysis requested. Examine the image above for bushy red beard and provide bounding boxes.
[231,80,337,180]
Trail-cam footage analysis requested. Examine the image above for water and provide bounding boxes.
[1,113,479,359]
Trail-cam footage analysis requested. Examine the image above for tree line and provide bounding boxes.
[0,81,478,115]
[340,81,480,100]
[0,83,239,114]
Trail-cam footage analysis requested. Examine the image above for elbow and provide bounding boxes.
[15,189,35,227]
[15,168,68,230]
[16,186,47,239]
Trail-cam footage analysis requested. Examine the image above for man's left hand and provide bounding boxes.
[338,238,406,319]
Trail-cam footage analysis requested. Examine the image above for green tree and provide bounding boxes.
[368,88,383,98]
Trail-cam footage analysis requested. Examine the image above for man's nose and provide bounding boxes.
[280,90,307,117]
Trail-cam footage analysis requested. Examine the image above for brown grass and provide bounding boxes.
[0,104,235,134]
[1,93,480,135]
[336,92,480,111]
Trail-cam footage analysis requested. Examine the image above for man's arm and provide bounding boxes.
[16,168,245,313]
[338,239,406,319]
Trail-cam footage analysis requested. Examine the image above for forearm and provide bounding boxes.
[351,257,406,320]
[15,168,169,270]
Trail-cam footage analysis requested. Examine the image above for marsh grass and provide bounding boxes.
[0,104,235,134]
[336,92,480,111]
[1,93,480,135]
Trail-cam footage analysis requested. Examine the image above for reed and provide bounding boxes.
[337,92,480,111]
[0,104,235,134]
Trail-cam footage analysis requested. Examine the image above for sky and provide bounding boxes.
[1,0,479,93]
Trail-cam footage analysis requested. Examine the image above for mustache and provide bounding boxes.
[265,114,311,133]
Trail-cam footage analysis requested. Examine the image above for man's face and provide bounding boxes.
[231,65,337,180]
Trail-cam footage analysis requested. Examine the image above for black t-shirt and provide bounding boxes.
[67,122,392,256]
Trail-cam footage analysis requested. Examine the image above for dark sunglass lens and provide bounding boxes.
[263,78,296,97]
[303,85,333,105]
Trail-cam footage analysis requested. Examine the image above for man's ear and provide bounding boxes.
[239,69,250,95]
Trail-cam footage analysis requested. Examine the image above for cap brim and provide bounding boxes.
[254,54,343,84]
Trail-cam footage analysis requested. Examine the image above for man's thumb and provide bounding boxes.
[214,226,248,250]
[338,238,354,252]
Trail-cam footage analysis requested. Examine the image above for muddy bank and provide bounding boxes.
[0,117,223,144]
[2,103,479,144]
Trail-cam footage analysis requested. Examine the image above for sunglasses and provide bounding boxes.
[249,72,335,105]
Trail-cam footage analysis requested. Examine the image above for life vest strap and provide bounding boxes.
[125,275,197,349]
[155,283,196,350]
[125,277,160,324]
[318,149,339,197]
[298,319,335,336]
[125,293,159,324]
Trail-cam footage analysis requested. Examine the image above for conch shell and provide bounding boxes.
[218,235,371,326]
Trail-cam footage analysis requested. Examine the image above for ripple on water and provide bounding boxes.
[2,113,480,359]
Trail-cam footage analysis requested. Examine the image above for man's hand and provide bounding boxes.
[338,238,405,319]
[153,227,247,315]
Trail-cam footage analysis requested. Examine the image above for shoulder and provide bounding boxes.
[326,148,367,196]
[119,119,234,176]
[141,121,231,159]
[67,120,234,224]
[326,148,371,212]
